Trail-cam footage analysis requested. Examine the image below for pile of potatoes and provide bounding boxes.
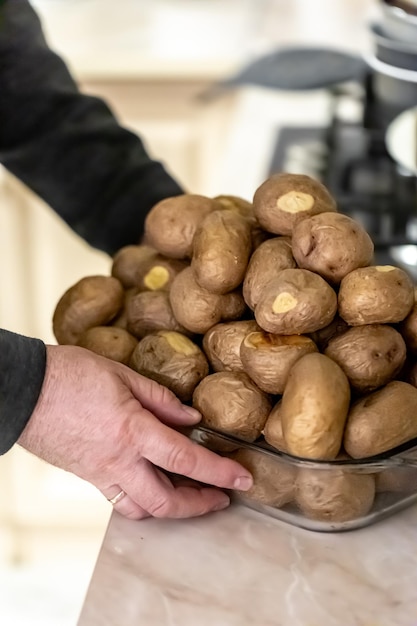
[53,173,417,524]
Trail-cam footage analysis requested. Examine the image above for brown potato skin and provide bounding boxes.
[243,237,296,310]
[400,288,417,354]
[253,173,337,236]
[324,324,407,392]
[111,245,157,288]
[292,212,374,283]
[296,468,375,523]
[202,320,260,372]
[309,315,349,352]
[76,326,138,365]
[240,331,318,394]
[144,194,221,259]
[193,372,272,442]
[53,275,124,345]
[230,448,295,507]
[263,400,289,453]
[126,290,190,339]
[169,267,246,334]
[338,265,414,325]
[191,210,252,294]
[254,268,337,335]
[281,353,351,460]
[344,381,417,458]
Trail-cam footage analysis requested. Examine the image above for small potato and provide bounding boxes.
[111,287,139,330]
[240,331,318,394]
[253,173,337,236]
[126,290,189,339]
[191,210,252,294]
[296,468,375,523]
[375,467,417,494]
[292,212,374,283]
[309,315,349,351]
[144,194,221,259]
[399,287,417,354]
[53,275,124,345]
[170,267,246,334]
[76,326,138,365]
[263,400,289,453]
[324,324,407,392]
[254,268,337,335]
[344,381,417,458]
[338,265,414,325]
[193,372,272,442]
[130,331,209,402]
[243,237,296,310]
[202,320,260,372]
[281,353,351,460]
[230,448,296,508]
[111,245,157,289]
[214,195,269,249]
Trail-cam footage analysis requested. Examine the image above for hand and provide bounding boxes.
[18,345,253,520]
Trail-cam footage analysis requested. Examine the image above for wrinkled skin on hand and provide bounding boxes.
[18,345,253,520]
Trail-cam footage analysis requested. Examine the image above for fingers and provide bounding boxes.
[138,409,253,491]
[123,462,231,519]
[101,485,149,520]
[121,368,202,427]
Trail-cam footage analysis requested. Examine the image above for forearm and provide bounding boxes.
[0,329,46,455]
[0,0,183,255]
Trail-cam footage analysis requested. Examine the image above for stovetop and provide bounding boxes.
[268,81,417,274]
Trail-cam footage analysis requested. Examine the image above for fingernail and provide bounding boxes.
[181,406,202,422]
[234,475,253,491]
[213,495,230,511]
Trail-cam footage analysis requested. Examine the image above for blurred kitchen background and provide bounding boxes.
[1,0,417,623]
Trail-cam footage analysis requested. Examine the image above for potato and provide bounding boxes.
[126,290,190,339]
[193,372,272,442]
[254,268,337,335]
[281,353,351,460]
[253,172,337,236]
[170,267,246,334]
[202,320,260,372]
[76,326,138,365]
[242,237,296,310]
[291,212,374,283]
[144,194,221,259]
[111,287,139,330]
[191,210,252,294]
[53,275,124,345]
[129,331,209,402]
[111,245,157,289]
[296,468,375,523]
[214,194,269,249]
[375,467,417,494]
[309,315,349,351]
[324,324,407,392]
[230,448,295,507]
[240,331,318,394]
[338,265,414,325]
[344,381,417,458]
[263,400,289,453]
[399,287,417,354]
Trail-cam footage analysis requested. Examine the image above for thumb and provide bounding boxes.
[121,367,202,427]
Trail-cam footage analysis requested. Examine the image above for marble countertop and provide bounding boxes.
[77,502,417,626]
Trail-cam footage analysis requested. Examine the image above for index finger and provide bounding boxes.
[139,410,253,491]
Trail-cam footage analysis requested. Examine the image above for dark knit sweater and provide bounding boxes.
[0,0,183,454]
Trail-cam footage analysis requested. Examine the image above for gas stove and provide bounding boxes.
[268,76,417,276]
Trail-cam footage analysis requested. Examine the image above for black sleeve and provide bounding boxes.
[0,0,184,256]
[0,329,46,455]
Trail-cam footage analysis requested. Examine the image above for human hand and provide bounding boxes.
[18,345,253,519]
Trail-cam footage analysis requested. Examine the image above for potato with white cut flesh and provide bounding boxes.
[338,265,414,325]
[344,380,417,458]
[263,400,289,453]
[324,324,406,392]
[191,210,252,294]
[281,353,351,460]
[254,268,337,335]
[202,320,260,372]
[129,331,209,402]
[291,212,374,283]
[126,290,190,339]
[296,468,375,523]
[230,448,296,507]
[243,237,296,310]
[76,326,137,365]
[111,244,157,288]
[253,173,337,236]
[240,331,318,394]
[144,194,221,259]
[193,372,272,442]
[169,267,246,334]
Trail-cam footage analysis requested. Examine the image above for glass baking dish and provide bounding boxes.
[189,426,417,532]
